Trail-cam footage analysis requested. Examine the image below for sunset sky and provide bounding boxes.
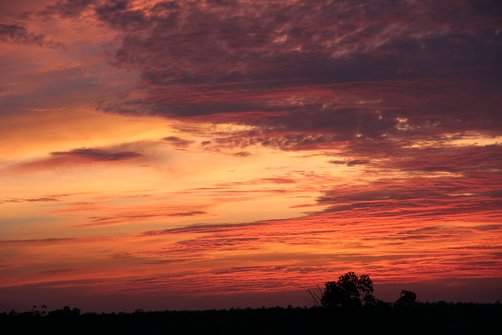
[1,0,501,312]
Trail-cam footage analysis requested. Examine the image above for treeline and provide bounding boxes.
[2,303,501,335]
[1,273,501,334]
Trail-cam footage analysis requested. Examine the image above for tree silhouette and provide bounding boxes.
[395,290,417,306]
[320,272,375,308]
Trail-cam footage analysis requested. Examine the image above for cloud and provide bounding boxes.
[330,159,371,166]
[473,224,502,231]
[381,144,502,174]
[162,136,194,148]
[42,0,95,18]
[0,23,63,48]
[94,1,500,117]
[75,0,501,180]
[315,172,502,222]
[133,195,501,293]
[51,148,142,161]
[12,147,144,171]
[141,220,274,236]
[0,197,59,205]
[232,151,251,157]
[0,238,75,245]
[95,1,147,31]
[81,209,207,227]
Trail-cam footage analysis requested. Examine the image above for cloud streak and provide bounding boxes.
[10,147,144,172]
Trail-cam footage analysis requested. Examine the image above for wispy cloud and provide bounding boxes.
[0,237,75,245]
[11,147,144,171]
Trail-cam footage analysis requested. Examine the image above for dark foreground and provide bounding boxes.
[2,303,501,335]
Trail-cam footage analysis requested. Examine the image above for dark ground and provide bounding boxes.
[2,303,501,334]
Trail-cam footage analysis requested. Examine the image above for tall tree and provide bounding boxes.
[321,272,375,308]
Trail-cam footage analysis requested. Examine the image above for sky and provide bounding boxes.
[0,0,501,312]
